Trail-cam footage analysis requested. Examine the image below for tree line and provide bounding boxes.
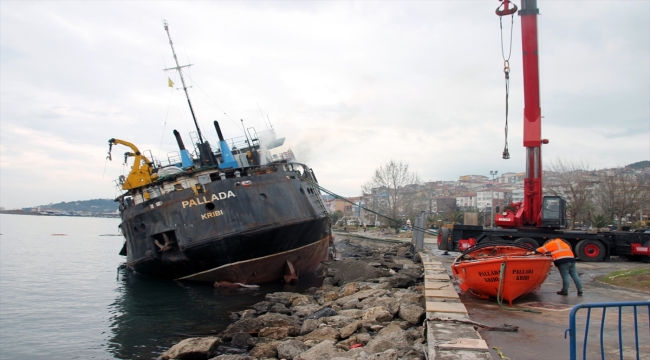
[358,159,649,231]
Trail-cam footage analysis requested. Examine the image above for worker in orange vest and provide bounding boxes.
[536,238,583,296]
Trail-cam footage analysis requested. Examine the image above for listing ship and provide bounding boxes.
[108,21,332,284]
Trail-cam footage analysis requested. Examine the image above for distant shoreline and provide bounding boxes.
[0,210,120,218]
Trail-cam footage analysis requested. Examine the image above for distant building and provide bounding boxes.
[456,192,477,210]
[432,196,457,214]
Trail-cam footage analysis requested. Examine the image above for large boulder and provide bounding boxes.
[398,304,425,325]
[249,341,278,358]
[251,301,273,313]
[293,304,322,318]
[303,326,340,341]
[291,295,314,307]
[361,306,393,322]
[364,324,410,354]
[319,291,340,304]
[339,320,361,339]
[382,274,416,288]
[160,337,221,360]
[277,339,310,360]
[258,326,299,340]
[393,290,424,305]
[266,292,305,306]
[230,333,252,348]
[365,348,398,360]
[398,267,424,280]
[258,312,300,327]
[220,313,299,337]
[269,303,291,314]
[341,299,359,309]
[337,309,363,319]
[306,307,337,320]
[319,315,356,328]
[294,340,336,360]
[340,282,360,296]
[300,318,321,335]
[210,356,254,360]
[360,296,400,315]
[335,289,388,307]
[380,260,403,270]
[327,259,385,285]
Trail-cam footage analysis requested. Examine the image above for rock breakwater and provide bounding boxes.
[159,240,428,360]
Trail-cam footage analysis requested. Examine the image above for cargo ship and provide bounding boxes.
[107,20,332,284]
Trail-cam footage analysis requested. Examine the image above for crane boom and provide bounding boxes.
[495,0,547,228]
[107,138,157,190]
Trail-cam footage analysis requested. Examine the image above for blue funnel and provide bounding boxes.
[214,121,238,169]
[173,130,194,168]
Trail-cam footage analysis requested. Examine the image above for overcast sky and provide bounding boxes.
[1,1,648,209]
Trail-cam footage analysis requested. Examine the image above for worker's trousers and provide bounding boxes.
[557,261,583,292]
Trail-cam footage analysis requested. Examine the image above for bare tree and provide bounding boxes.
[544,158,594,229]
[595,169,649,230]
[362,160,420,227]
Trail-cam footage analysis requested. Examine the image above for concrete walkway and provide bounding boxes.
[420,251,492,359]
[425,244,650,360]
[338,230,650,360]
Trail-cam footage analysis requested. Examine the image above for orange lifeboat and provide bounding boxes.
[451,243,553,306]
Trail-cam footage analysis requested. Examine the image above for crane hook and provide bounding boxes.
[496,0,518,17]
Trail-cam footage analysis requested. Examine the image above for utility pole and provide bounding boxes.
[490,170,498,228]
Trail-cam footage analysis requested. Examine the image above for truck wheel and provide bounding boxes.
[515,237,539,249]
[447,233,455,251]
[576,239,606,262]
[438,228,449,251]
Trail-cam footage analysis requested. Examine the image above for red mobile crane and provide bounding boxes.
[494,0,546,229]
[438,0,650,263]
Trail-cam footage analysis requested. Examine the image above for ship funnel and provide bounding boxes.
[173,129,194,168]
[173,130,186,150]
[213,121,239,169]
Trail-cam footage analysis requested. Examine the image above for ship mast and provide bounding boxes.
[163,20,204,144]
[163,20,217,167]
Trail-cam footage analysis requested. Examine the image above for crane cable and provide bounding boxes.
[500,13,514,160]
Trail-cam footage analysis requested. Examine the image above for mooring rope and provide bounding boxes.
[300,176,438,236]
[496,261,542,314]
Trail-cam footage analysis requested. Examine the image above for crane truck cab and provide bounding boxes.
[540,196,566,229]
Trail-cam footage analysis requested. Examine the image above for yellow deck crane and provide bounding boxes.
[107,138,158,190]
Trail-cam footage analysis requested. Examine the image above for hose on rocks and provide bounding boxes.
[492,346,511,360]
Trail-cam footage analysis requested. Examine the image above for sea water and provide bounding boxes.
[0,214,309,359]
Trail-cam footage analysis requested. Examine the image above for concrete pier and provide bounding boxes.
[338,229,650,360]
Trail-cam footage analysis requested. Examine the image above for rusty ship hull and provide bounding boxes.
[117,163,332,283]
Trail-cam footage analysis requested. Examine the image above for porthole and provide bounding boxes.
[206,202,215,210]
[133,226,139,233]
[140,223,146,231]
[259,193,267,201]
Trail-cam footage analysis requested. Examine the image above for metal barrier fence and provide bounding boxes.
[565,300,650,360]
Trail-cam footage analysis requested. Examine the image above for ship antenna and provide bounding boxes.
[163,20,204,144]
[241,119,251,148]
[266,115,274,131]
